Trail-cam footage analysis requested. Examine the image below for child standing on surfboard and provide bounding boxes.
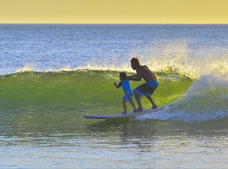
[114,72,137,114]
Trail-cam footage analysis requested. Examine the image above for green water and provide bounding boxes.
[0,70,193,113]
[0,70,193,135]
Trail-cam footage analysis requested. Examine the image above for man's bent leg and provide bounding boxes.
[145,95,157,109]
[134,93,143,112]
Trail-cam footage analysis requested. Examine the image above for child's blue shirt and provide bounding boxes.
[117,80,132,93]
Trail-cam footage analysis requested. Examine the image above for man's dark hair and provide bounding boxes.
[131,57,140,66]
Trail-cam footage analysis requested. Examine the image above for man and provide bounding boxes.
[127,57,158,112]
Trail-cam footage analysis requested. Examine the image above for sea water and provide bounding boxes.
[0,24,228,168]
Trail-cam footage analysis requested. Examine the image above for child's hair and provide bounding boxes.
[119,72,127,80]
[131,57,140,66]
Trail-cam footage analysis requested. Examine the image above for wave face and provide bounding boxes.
[0,70,191,113]
[1,68,228,124]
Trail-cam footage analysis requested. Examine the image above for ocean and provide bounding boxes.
[0,24,228,168]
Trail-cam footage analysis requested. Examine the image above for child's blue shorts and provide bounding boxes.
[123,91,134,102]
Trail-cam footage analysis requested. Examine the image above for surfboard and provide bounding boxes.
[84,103,173,119]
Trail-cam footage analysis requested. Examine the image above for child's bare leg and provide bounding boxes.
[122,100,127,114]
[129,100,137,112]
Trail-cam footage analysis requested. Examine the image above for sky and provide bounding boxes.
[0,0,228,24]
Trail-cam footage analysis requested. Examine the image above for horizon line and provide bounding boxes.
[1,23,228,25]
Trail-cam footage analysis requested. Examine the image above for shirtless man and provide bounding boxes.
[127,57,158,112]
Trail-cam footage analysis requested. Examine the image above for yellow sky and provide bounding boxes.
[0,0,228,24]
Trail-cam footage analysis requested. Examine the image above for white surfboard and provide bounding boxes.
[84,103,173,119]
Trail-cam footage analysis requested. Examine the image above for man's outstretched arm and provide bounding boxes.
[127,74,142,81]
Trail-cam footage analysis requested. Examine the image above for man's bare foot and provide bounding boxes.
[152,105,158,109]
[136,108,143,112]
[121,112,127,115]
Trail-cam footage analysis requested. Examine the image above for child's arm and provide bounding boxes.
[114,82,122,88]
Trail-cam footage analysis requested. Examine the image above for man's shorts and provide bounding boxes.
[123,91,134,102]
[133,81,158,97]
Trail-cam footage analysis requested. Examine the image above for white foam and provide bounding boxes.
[129,40,228,79]
[16,62,36,73]
[135,67,228,123]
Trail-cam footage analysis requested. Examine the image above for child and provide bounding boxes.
[114,72,137,114]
